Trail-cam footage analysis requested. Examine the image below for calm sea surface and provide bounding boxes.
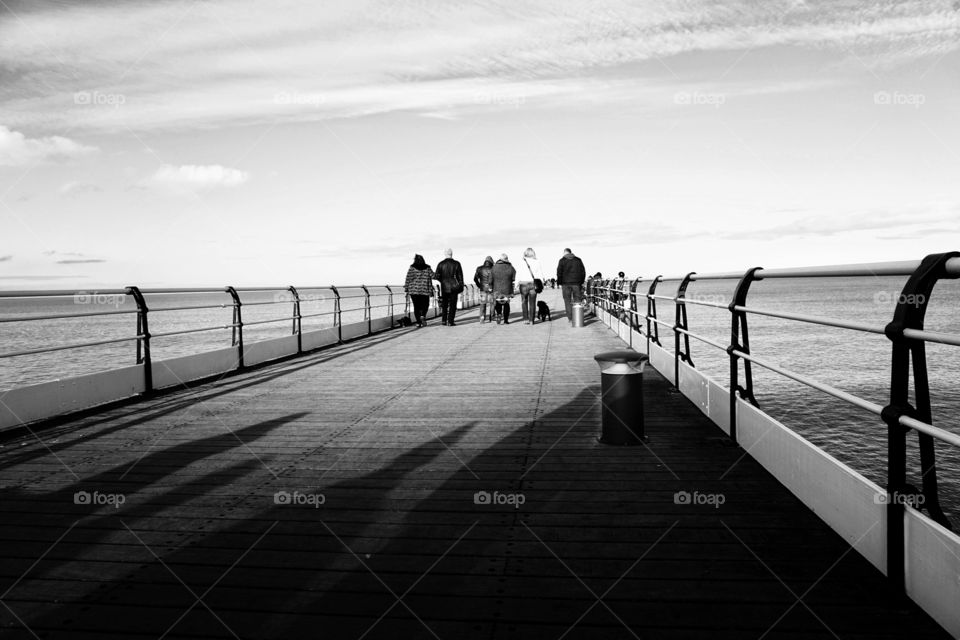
[1,277,959,516]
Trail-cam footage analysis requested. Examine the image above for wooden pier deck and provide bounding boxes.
[0,291,951,639]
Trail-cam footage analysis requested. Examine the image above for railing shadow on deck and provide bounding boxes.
[0,413,306,587]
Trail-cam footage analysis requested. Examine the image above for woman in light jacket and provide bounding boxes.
[404,254,435,327]
[517,248,546,325]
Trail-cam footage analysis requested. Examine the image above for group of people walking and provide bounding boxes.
[403,248,586,327]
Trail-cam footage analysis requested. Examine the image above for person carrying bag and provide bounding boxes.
[518,248,546,325]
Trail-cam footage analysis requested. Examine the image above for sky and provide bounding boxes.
[1,0,959,288]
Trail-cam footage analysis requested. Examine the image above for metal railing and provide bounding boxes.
[589,252,960,593]
[0,283,479,394]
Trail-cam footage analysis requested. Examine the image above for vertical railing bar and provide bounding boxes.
[330,286,342,344]
[630,278,642,344]
[727,267,762,445]
[289,285,302,354]
[647,276,662,350]
[674,271,696,389]
[385,285,394,328]
[126,286,152,394]
[225,286,244,369]
[361,285,371,335]
[882,251,960,593]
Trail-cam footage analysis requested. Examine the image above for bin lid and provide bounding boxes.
[593,350,648,365]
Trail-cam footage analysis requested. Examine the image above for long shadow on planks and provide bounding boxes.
[1,382,952,640]
[0,414,306,612]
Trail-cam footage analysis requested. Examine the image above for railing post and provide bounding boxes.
[674,272,696,389]
[629,278,642,335]
[726,267,762,445]
[330,286,342,344]
[361,285,371,335]
[882,252,960,591]
[126,286,153,394]
[289,285,302,354]
[646,276,662,351]
[882,405,909,594]
[226,286,244,369]
[385,285,394,328]
[616,277,626,322]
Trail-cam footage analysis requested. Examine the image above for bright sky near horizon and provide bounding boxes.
[1,0,959,289]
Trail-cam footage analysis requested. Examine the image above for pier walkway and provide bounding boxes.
[0,291,951,639]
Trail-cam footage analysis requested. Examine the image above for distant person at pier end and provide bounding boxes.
[492,253,516,324]
[474,256,495,323]
[435,248,464,326]
[557,248,587,324]
[404,254,435,328]
[518,248,546,325]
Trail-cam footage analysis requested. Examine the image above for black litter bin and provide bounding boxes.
[593,350,648,445]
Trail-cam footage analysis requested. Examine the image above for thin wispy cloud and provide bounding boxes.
[0,275,86,280]
[299,222,713,260]
[55,259,106,264]
[59,181,102,195]
[147,164,250,193]
[727,206,960,240]
[1,1,957,132]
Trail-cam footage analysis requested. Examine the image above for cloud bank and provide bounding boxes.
[0,125,97,166]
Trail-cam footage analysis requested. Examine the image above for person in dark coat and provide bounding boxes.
[434,248,464,326]
[473,256,495,323]
[404,254,435,327]
[491,253,516,324]
[556,248,587,324]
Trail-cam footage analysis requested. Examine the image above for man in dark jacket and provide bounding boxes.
[435,248,464,326]
[556,248,586,323]
[491,254,516,324]
[473,256,495,323]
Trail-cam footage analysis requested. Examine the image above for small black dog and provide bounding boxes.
[397,316,413,328]
[537,301,551,322]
